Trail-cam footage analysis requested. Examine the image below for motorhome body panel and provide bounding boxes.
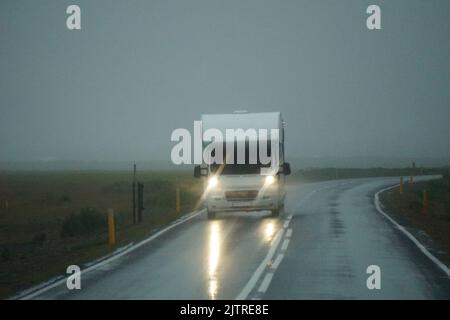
[200,112,287,217]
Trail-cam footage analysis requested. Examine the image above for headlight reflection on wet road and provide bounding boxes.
[208,221,221,299]
[206,218,279,299]
[263,220,276,242]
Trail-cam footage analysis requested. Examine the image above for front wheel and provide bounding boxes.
[271,202,285,217]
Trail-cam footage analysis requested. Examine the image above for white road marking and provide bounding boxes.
[283,220,290,228]
[285,228,293,238]
[374,180,450,278]
[271,253,284,270]
[236,188,321,300]
[281,239,290,251]
[16,209,206,300]
[258,273,274,293]
[235,228,284,299]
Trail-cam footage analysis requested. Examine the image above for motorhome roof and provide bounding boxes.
[201,112,281,132]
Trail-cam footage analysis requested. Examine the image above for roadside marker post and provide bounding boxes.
[422,190,429,215]
[132,163,136,225]
[107,208,116,246]
[137,182,144,223]
[399,177,403,194]
[176,187,181,214]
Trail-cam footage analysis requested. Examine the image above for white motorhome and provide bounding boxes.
[194,111,291,219]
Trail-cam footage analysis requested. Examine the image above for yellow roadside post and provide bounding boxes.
[422,190,429,215]
[399,177,403,194]
[410,162,415,183]
[107,208,116,246]
[176,187,181,214]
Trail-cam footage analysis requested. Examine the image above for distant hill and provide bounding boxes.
[288,156,450,169]
[0,156,448,171]
[0,160,182,171]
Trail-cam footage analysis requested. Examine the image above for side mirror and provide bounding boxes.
[283,162,291,175]
[194,165,208,177]
[194,165,201,178]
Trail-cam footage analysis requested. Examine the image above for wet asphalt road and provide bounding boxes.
[29,176,450,299]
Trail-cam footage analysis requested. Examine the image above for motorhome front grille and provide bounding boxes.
[225,190,258,200]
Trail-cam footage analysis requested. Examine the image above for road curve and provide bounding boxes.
[28,176,450,299]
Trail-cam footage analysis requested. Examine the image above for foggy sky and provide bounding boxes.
[1,0,449,165]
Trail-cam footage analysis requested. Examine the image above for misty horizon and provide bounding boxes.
[1,0,449,166]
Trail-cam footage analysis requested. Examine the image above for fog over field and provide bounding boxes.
[0,0,449,169]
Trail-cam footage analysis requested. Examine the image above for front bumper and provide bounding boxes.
[206,194,279,212]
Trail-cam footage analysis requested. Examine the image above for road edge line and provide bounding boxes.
[374,183,450,278]
[15,209,205,300]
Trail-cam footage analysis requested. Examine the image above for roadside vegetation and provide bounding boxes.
[291,167,445,183]
[380,171,450,266]
[0,170,202,299]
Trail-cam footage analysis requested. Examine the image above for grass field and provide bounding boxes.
[291,167,445,183]
[380,174,450,266]
[0,170,202,299]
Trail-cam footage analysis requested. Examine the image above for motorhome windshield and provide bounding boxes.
[210,163,269,175]
[208,140,272,175]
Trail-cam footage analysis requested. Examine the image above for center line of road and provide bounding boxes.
[271,253,284,270]
[258,273,274,293]
[280,239,290,251]
[236,187,319,300]
[285,228,293,238]
[235,228,285,300]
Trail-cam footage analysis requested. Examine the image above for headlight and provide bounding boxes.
[265,175,275,185]
[208,176,218,188]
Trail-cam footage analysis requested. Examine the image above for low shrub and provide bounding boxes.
[61,207,106,238]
